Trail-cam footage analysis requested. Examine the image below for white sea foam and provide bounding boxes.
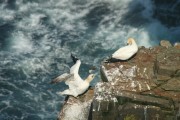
[10,31,33,53]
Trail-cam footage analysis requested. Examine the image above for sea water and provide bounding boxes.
[0,0,179,119]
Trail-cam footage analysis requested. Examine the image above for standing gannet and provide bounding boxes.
[111,38,138,60]
[51,55,95,97]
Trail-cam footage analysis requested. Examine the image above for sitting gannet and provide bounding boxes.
[111,38,138,60]
[51,55,95,97]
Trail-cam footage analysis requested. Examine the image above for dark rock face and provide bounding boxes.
[93,42,180,120]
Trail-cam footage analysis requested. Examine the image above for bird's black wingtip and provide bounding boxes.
[49,79,57,84]
[71,53,79,63]
[103,55,123,63]
[49,81,54,84]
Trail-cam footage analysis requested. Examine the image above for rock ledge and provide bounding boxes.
[59,40,180,120]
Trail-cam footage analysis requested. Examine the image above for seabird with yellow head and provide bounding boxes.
[51,55,95,97]
[111,38,138,60]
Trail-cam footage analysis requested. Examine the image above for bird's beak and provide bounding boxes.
[93,73,97,77]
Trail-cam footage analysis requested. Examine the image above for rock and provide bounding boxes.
[92,82,176,120]
[95,42,180,119]
[160,40,172,48]
[58,88,94,120]
[100,47,158,92]
[58,40,180,120]
[92,82,119,120]
[161,77,180,91]
[174,42,180,49]
[156,47,180,77]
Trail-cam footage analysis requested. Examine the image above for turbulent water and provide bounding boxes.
[0,0,179,119]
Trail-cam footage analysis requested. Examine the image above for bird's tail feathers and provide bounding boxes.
[104,55,122,63]
[104,55,113,63]
[56,91,63,95]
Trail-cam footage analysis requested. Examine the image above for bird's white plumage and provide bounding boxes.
[51,59,95,97]
[112,38,138,60]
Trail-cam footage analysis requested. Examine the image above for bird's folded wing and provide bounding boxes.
[50,73,74,84]
[113,46,130,54]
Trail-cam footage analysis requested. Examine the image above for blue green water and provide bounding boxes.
[0,0,179,119]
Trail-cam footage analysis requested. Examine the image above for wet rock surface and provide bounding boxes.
[93,42,180,120]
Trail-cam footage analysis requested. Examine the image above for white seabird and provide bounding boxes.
[112,38,138,60]
[51,58,95,97]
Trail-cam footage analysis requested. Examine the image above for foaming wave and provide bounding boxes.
[17,13,47,30]
[0,4,15,21]
[10,31,33,53]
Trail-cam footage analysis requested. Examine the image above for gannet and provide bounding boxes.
[51,55,95,97]
[111,38,138,60]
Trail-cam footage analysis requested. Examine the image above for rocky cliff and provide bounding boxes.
[58,41,180,120]
[93,41,180,120]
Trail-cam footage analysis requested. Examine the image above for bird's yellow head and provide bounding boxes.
[86,74,95,83]
[127,38,135,45]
